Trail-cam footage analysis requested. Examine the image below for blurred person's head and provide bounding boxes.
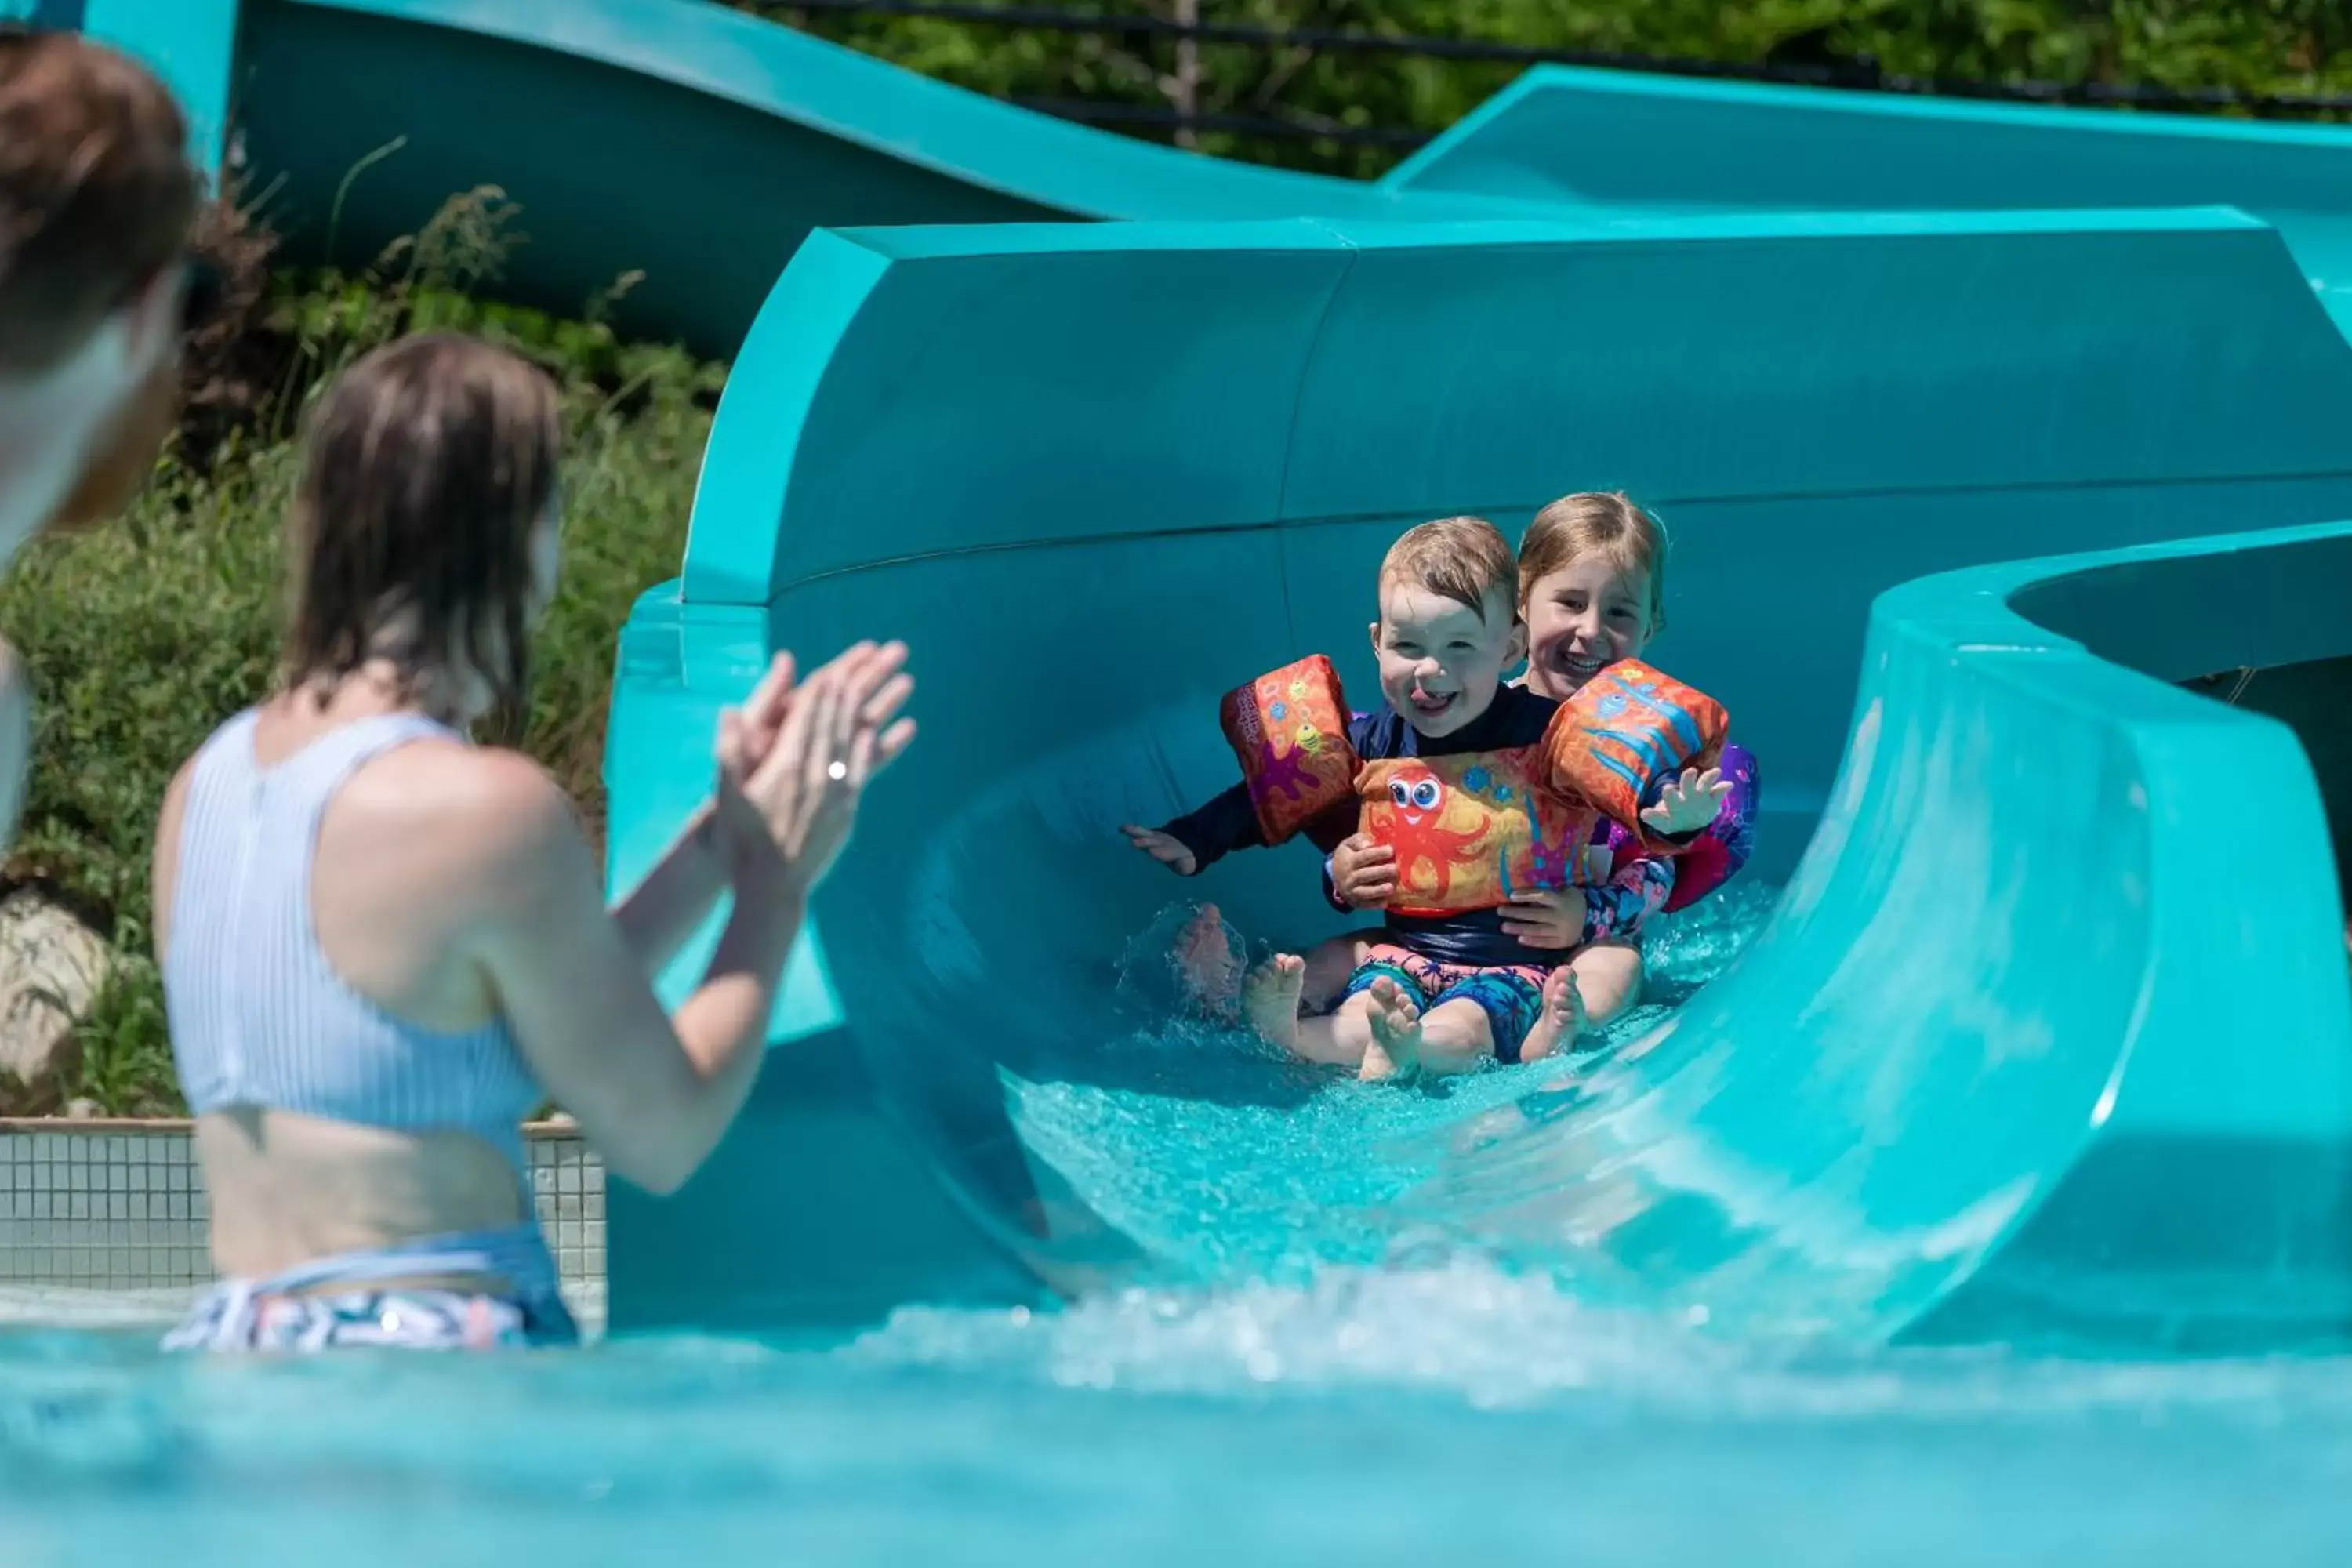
[0,27,201,557]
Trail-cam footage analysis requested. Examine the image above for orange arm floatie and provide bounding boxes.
[1219,655,1361,847]
[1541,659,1730,855]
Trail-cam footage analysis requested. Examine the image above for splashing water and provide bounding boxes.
[1004,885,1778,1286]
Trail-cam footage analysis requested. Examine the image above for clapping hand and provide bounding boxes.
[713,641,916,895]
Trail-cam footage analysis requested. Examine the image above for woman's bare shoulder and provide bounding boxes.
[333,742,590,897]
[362,739,575,826]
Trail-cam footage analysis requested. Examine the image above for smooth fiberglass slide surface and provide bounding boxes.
[79,0,1568,358]
[604,205,2352,1344]
[1385,64,2352,338]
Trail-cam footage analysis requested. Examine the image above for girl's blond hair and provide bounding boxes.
[1518,491,1668,637]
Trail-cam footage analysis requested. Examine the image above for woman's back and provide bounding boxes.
[148,332,915,1354]
[158,692,545,1275]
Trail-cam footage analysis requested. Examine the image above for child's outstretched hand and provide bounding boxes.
[1330,832,1397,910]
[1123,824,1198,877]
[1640,766,1733,837]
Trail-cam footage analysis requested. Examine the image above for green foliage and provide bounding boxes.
[0,190,722,1115]
[742,0,2352,177]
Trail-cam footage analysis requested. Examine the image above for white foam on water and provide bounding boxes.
[847,1249,2352,1425]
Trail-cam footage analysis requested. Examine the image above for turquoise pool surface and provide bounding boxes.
[6,1280,2352,1564]
[5,889,2349,1564]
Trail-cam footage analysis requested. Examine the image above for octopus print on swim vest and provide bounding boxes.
[1356,753,1589,918]
[1219,656,1737,917]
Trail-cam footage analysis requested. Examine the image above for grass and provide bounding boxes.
[0,190,727,1116]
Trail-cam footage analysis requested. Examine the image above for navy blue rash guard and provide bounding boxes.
[1161,684,1565,968]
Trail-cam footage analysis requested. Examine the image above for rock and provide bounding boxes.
[0,890,111,1116]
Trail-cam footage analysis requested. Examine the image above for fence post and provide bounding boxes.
[1167,0,1200,149]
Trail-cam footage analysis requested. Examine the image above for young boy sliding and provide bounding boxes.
[1277,493,1750,1058]
[1124,517,1726,1082]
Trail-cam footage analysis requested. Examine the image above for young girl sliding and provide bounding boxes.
[1178,492,1756,1064]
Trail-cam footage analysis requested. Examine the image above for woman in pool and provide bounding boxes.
[151,332,915,1352]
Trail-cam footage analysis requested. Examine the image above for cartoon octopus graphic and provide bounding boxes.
[1363,760,1496,908]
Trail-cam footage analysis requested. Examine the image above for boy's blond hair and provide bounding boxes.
[1519,491,1668,636]
[1378,515,1516,622]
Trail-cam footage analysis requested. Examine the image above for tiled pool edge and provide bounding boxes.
[0,1120,606,1305]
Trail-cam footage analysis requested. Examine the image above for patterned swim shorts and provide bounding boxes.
[164,1283,578,1354]
[1339,943,1554,1063]
[158,1224,579,1355]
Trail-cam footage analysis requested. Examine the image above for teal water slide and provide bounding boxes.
[1388,64,2352,336]
[41,0,1556,356]
[609,209,2352,1345]
[60,0,2352,1345]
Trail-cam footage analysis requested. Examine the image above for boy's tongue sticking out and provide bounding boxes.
[1370,574,1523,739]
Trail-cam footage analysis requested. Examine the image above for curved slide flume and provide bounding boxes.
[1414,521,2352,1354]
[69,0,1570,360]
[605,204,2352,1338]
[1384,64,2352,339]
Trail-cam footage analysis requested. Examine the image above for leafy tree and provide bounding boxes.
[737,0,2352,176]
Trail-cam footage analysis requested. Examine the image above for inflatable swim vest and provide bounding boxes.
[1356,752,1588,917]
[1219,655,1734,917]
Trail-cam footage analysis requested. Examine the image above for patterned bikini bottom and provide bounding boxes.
[162,1224,579,1354]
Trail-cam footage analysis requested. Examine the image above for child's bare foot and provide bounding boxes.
[1359,977,1425,1083]
[1241,954,1306,1051]
[1174,902,1242,1019]
[1516,967,1586,1063]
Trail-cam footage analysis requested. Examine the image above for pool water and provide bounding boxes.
[6,1279,2352,1564]
[1007,887,1780,1287]
[5,889,2350,1564]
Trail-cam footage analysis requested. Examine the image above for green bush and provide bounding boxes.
[749,0,2352,179]
[0,191,724,1116]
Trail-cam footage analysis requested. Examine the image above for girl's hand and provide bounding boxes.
[1500,887,1582,950]
[720,641,916,896]
[1639,766,1733,837]
[1122,825,1198,877]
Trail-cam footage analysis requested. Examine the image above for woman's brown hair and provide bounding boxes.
[284,332,561,732]
[0,28,198,374]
